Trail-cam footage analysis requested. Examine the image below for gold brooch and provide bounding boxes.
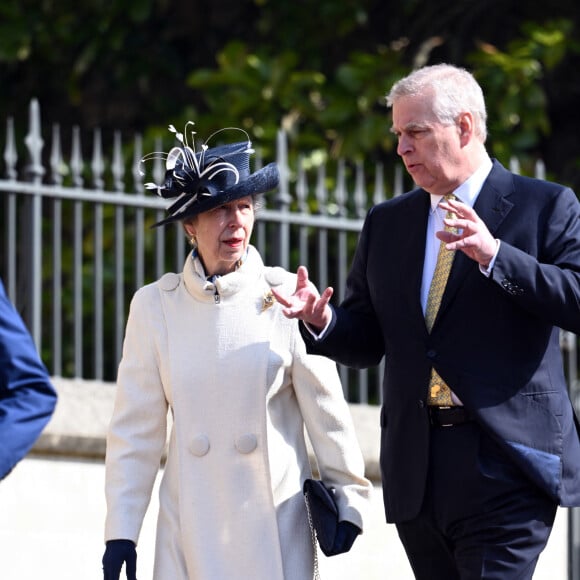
[261,289,276,312]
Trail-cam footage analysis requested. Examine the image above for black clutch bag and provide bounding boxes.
[303,478,339,557]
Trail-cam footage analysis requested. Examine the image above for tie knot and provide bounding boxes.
[441,193,457,231]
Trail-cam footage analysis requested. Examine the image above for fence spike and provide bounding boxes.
[254,148,263,171]
[509,156,520,175]
[334,159,347,216]
[132,133,143,192]
[393,164,404,197]
[315,164,328,215]
[50,124,65,185]
[152,137,164,185]
[354,160,367,218]
[24,98,45,181]
[275,128,291,207]
[70,126,84,187]
[112,130,125,192]
[296,155,308,213]
[4,117,17,180]
[91,128,104,190]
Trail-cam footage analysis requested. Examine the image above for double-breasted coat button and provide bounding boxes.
[235,433,258,454]
[190,434,210,457]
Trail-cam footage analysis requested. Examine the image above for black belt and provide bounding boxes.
[428,405,473,427]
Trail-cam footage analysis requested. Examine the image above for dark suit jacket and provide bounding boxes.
[0,279,57,479]
[302,160,580,523]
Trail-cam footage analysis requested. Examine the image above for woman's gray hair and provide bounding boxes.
[252,192,264,212]
[386,63,488,142]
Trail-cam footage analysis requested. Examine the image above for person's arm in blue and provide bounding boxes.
[0,279,57,479]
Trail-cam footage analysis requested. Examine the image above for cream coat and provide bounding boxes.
[105,246,371,580]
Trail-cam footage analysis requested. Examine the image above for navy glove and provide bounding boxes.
[102,539,137,580]
[330,521,361,555]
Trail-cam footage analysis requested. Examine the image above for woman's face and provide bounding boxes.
[184,196,255,276]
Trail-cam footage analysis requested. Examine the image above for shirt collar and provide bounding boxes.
[429,156,493,212]
[190,247,249,281]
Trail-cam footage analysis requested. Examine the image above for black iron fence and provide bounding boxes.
[1,99,402,402]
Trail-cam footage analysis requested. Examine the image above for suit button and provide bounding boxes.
[236,433,258,454]
[501,279,516,294]
[418,400,425,408]
[426,350,436,359]
[190,434,210,457]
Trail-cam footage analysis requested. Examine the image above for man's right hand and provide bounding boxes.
[271,266,333,332]
[102,539,137,580]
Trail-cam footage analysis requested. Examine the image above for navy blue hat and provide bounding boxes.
[141,123,279,227]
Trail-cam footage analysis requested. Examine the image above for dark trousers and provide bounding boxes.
[396,421,557,580]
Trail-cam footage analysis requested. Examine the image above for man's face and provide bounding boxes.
[391,94,464,196]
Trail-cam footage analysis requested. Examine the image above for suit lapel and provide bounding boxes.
[404,191,431,329]
[472,161,514,235]
[438,161,514,317]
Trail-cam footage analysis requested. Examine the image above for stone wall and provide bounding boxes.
[33,377,383,481]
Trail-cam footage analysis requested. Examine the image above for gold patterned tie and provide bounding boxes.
[426,194,456,406]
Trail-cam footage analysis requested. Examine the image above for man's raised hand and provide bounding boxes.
[271,266,333,332]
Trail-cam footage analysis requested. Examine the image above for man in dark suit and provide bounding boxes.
[272,63,580,578]
[0,278,57,479]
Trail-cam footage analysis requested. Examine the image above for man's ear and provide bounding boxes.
[458,112,474,145]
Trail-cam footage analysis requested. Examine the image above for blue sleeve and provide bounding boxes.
[0,279,57,479]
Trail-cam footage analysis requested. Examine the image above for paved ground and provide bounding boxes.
[0,454,568,580]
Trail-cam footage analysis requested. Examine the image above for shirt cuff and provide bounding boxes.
[304,317,332,340]
[480,239,500,278]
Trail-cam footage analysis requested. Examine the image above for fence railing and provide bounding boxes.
[1,99,579,407]
[1,99,403,402]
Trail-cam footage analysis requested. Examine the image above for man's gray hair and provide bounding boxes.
[386,63,488,142]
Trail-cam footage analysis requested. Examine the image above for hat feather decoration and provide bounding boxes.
[140,122,279,227]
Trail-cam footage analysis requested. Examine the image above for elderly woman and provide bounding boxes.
[102,125,372,580]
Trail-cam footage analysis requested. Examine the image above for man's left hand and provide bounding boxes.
[438,197,498,268]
